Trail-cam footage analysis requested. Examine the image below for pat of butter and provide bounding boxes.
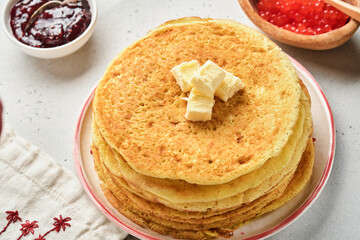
[190,60,226,97]
[215,71,244,102]
[171,60,200,92]
[185,89,215,122]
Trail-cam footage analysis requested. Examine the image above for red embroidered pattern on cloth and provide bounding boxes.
[17,220,39,240]
[0,210,71,240]
[0,211,22,234]
[34,215,71,240]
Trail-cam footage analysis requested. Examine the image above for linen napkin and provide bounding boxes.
[0,124,128,240]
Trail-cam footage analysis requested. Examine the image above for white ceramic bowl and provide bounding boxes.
[2,0,97,59]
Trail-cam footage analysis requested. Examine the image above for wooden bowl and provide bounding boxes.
[238,0,360,50]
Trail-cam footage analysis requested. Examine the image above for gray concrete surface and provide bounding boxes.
[1,0,359,239]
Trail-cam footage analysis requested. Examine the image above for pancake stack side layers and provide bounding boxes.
[91,17,314,239]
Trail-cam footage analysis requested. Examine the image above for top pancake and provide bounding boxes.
[93,18,302,185]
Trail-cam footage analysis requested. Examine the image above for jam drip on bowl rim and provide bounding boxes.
[10,0,91,48]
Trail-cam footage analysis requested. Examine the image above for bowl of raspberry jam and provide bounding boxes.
[2,0,97,58]
[238,0,359,50]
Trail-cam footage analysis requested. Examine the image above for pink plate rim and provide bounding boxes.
[73,56,335,240]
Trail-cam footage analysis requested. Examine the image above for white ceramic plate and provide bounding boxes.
[73,56,335,240]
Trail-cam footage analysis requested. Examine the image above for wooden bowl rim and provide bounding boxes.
[238,0,360,50]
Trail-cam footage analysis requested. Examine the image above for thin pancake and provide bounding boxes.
[96,138,314,239]
[93,18,302,184]
[94,142,294,229]
[91,89,311,212]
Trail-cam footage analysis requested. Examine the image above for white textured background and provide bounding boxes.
[0,0,360,239]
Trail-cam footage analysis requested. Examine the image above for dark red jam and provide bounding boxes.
[10,0,91,48]
[257,0,350,35]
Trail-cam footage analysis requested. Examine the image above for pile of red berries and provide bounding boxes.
[257,0,350,35]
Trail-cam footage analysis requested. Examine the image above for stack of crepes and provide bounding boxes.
[91,18,314,240]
